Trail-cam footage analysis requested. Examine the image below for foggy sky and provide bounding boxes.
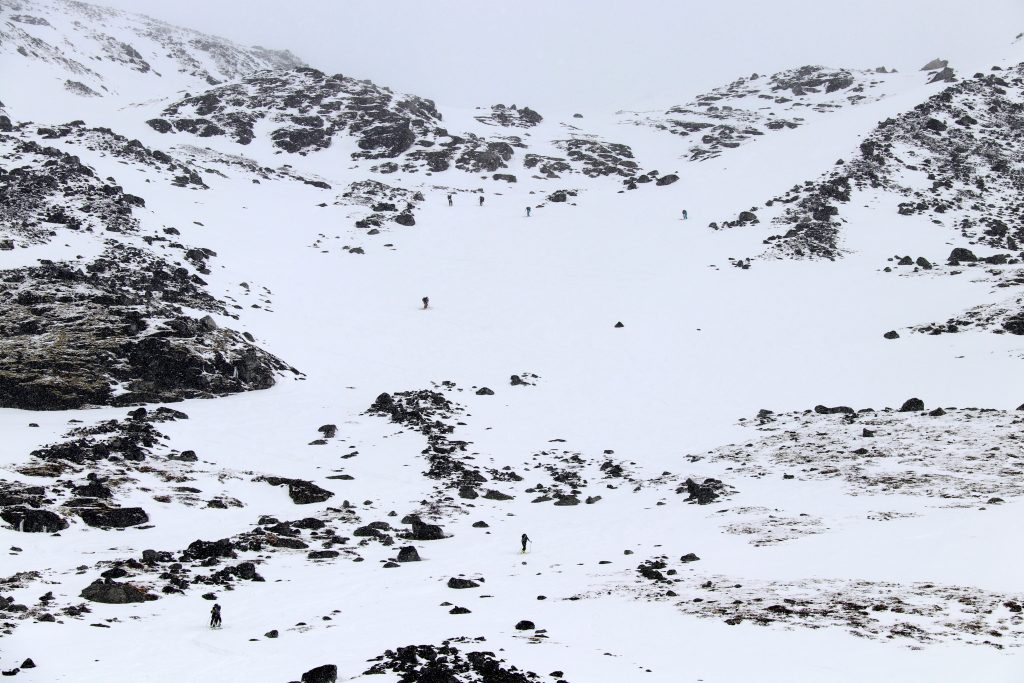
[94,0,1024,112]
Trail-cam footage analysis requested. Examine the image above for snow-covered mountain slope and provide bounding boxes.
[0,0,303,120]
[2,2,1024,682]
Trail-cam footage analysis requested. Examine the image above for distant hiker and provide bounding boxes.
[520,533,530,553]
[447,194,453,207]
[682,209,688,220]
[526,206,531,217]
[210,603,222,628]
[479,195,485,207]
[422,296,429,310]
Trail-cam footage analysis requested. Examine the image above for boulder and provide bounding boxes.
[899,398,925,412]
[0,507,68,533]
[447,577,479,589]
[553,495,580,506]
[915,257,932,269]
[655,174,679,186]
[394,212,415,226]
[409,519,445,540]
[301,664,338,683]
[920,58,948,71]
[397,546,421,562]
[80,579,148,604]
[679,553,700,563]
[814,405,854,415]
[483,489,513,501]
[79,507,149,528]
[515,620,535,630]
[475,387,494,396]
[883,331,899,340]
[288,480,333,504]
[948,248,977,263]
[183,538,235,560]
[318,424,337,439]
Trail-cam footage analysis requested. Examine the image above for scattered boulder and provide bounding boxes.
[0,507,68,533]
[679,553,700,563]
[948,248,977,263]
[318,424,337,439]
[288,480,334,504]
[475,387,494,396]
[79,507,149,528]
[80,578,149,604]
[447,577,479,589]
[483,489,513,501]
[814,405,854,415]
[409,519,446,540]
[301,664,338,683]
[397,546,421,562]
[899,398,925,412]
[655,174,679,186]
[514,620,535,630]
[883,331,899,339]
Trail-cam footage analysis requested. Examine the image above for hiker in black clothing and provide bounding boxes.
[682,209,688,220]
[520,533,530,553]
[479,195,484,207]
[526,206,531,217]
[447,194,453,207]
[422,296,429,310]
[210,603,222,628]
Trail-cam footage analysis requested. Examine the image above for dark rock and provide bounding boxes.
[899,398,925,412]
[79,507,149,528]
[80,579,148,604]
[515,620,535,630]
[397,546,421,562]
[475,387,494,396]
[493,173,517,183]
[553,495,580,506]
[288,480,334,505]
[447,577,479,589]
[928,408,946,417]
[301,664,338,683]
[814,404,854,415]
[394,213,415,227]
[897,256,914,266]
[883,331,899,339]
[585,495,602,504]
[409,519,445,540]
[449,606,471,614]
[308,550,339,560]
[18,661,33,670]
[471,521,489,528]
[614,322,624,328]
[483,489,513,501]
[680,553,700,563]
[318,424,337,439]
[265,630,279,638]
[863,429,876,437]
[183,538,235,561]
[915,257,932,269]
[655,174,679,186]
[948,248,977,263]
[458,486,479,500]
[0,507,68,533]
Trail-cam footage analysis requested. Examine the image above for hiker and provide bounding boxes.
[479,195,484,207]
[682,209,688,220]
[447,194,453,207]
[526,206,531,217]
[520,533,530,553]
[210,603,222,628]
[422,296,429,310]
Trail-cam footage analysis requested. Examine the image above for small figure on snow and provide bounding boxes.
[422,296,430,310]
[210,603,222,628]
[520,533,530,553]
[479,195,485,207]
[682,209,688,220]
[526,206,531,217]
[447,194,453,207]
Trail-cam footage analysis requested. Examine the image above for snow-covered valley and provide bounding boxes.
[2,1,1024,681]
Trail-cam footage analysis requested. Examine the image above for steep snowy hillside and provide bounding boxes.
[0,0,303,119]
[2,2,1024,683]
